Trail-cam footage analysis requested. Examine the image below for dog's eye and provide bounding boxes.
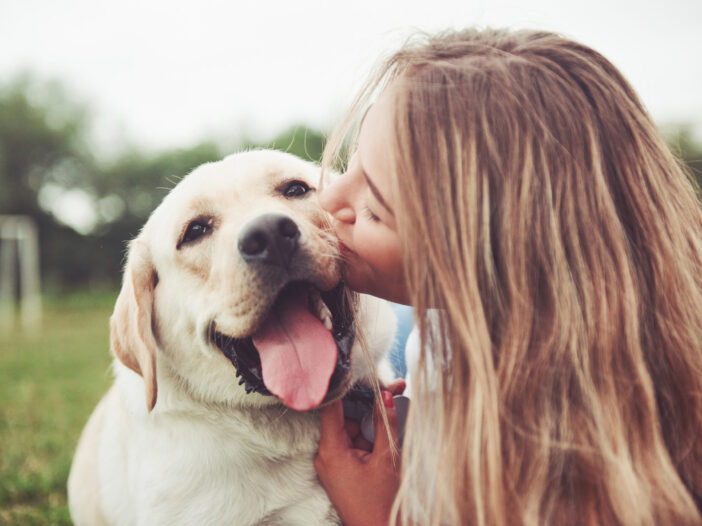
[282,181,311,198]
[179,219,212,248]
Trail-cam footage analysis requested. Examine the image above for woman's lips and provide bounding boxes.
[338,242,355,258]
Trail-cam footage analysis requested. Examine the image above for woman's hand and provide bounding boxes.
[315,381,406,526]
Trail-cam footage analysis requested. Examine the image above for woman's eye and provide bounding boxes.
[363,206,381,223]
[282,181,311,198]
[180,220,212,247]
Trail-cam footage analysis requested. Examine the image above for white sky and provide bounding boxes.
[1,0,701,154]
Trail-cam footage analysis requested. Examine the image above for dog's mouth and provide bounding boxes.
[211,281,355,411]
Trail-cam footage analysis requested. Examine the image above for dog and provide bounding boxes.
[67,150,396,526]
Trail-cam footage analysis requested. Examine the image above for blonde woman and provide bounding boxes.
[314,28,702,526]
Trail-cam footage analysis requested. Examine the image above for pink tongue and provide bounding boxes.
[252,293,337,411]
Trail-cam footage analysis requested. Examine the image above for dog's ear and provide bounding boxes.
[110,238,158,412]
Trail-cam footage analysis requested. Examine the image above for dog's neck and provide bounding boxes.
[115,359,322,455]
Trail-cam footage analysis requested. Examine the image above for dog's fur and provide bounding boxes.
[67,150,396,526]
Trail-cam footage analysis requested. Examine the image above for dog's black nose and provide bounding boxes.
[238,213,300,267]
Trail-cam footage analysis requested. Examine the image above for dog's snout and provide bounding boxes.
[238,213,300,267]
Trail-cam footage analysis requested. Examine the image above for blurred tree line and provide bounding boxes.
[1,75,701,290]
[0,76,325,289]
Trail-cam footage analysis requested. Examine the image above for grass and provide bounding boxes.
[0,289,117,525]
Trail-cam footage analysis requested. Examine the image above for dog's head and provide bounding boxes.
[111,150,392,412]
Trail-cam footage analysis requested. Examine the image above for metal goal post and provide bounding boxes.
[0,215,42,332]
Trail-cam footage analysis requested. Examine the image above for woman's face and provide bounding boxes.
[318,89,409,304]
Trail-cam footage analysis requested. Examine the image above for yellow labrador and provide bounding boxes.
[67,150,395,526]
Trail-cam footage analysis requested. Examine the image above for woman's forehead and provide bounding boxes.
[357,89,397,183]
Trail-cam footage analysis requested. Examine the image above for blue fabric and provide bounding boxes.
[388,303,414,378]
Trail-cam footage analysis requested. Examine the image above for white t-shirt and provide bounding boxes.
[403,310,444,396]
[403,324,420,397]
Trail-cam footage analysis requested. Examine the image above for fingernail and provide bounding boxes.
[382,390,394,408]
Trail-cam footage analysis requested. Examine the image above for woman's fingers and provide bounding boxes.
[386,379,406,396]
[345,417,361,438]
[347,417,373,451]
[315,392,402,526]
[318,389,401,460]
[318,399,350,453]
[352,434,374,451]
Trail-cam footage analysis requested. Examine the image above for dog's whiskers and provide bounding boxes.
[164,174,184,189]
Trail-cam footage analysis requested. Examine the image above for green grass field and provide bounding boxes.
[0,290,117,525]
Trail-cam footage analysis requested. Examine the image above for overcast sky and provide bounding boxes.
[1,0,701,154]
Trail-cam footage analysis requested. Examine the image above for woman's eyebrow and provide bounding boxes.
[363,171,394,217]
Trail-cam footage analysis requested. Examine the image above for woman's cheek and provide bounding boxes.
[352,223,383,266]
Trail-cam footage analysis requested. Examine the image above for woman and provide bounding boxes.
[314,28,702,526]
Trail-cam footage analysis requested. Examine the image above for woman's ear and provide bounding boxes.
[110,238,158,411]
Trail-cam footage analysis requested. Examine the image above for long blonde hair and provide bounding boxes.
[323,28,702,526]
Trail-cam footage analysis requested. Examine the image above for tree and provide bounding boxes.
[665,125,702,191]
[266,125,325,163]
[0,75,101,286]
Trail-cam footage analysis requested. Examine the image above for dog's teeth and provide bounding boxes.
[323,316,333,331]
[238,377,245,385]
[310,290,333,331]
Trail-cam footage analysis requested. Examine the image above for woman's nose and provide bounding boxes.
[319,175,356,224]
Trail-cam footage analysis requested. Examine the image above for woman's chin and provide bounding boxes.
[341,267,367,293]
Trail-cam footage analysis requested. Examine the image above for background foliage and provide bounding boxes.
[0,75,326,289]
